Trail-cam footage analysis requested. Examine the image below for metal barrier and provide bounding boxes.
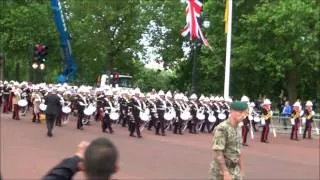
[270,112,320,136]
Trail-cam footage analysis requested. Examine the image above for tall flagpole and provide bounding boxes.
[224,0,233,100]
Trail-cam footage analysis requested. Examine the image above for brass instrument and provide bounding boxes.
[306,110,313,120]
[264,110,272,120]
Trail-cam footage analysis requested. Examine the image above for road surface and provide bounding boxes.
[1,112,319,179]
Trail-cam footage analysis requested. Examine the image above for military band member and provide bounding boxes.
[102,90,114,134]
[200,97,211,133]
[31,86,42,123]
[210,97,221,133]
[147,94,158,131]
[76,90,87,130]
[119,91,130,127]
[55,88,64,127]
[94,89,104,122]
[260,99,272,143]
[290,102,301,140]
[155,90,166,136]
[240,96,250,146]
[0,82,3,106]
[188,94,198,134]
[303,100,315,139]
[210,101,247,180]
[173,93,183,135]
[2,82,10,113]
[128,88,142,138]
[12,88,21,120]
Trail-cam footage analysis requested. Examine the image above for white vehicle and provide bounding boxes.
[99,74,133,90]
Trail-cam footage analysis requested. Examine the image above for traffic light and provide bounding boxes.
[34,43,48,62]
[32,43,48,70]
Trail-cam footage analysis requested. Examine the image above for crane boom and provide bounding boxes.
[51,0,77,83]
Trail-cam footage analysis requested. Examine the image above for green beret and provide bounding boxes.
[230,101,248,111]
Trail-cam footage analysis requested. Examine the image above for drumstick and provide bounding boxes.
[249,120,254,139]
[270,119,277,138]
[313,122,320,135]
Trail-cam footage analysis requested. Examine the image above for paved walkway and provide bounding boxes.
[1,112,319,179]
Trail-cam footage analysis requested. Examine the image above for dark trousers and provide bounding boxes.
[55,112,62,126]
[200,118,211,133]
[119,110,128,127]
[102,115,113,133]
[32,112,40,123]
[173,119,183,134]
[77,111,84,129]
[252,121,258,131]
[129,118,141,137]
[290,119,300,140]
[156,119,166,135]
[242,125,249,144]
[12,104,20,120]
[148,118,155,130]
[46,114,56,135]
[188,118,197,133]
[261,121,270,142]
[2,99,9,113]
[303,121,312,138]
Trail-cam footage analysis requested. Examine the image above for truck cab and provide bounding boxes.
[99,74,133,90]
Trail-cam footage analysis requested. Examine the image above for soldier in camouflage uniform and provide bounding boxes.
[209,101,248,180]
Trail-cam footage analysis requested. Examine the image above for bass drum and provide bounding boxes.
[62,106,71,114]
[39,103,47,111]
[84,108,94,116]
[139,110,150,122]
[110,112,120,121]
[164,112,174,121]
[253,116,260,122]
[218,113,226,120]
[196,112,205,121]
[180,110,191,121]
[18,99,28,107]
[248,115,253,121]
[208,114,216,123]
[260,117,266,125]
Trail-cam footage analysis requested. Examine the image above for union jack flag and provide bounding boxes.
[181,0,209,47]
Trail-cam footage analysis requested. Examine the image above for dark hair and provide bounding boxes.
[84,137,118,180]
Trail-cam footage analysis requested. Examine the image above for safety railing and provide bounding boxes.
[270,111,320,136]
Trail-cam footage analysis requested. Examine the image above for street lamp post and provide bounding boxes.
[191,13,210,94]
[32,61,45,83]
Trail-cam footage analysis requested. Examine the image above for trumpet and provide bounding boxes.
[264,111,272,120]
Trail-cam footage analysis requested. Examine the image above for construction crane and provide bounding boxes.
[51,0,77,83]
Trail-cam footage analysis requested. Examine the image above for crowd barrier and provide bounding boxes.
[270,112,320,136]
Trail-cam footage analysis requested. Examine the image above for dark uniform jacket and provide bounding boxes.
[45,93,62,115]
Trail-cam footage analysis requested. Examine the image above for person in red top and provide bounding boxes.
[303,100,315,139]
[290,102,301,140]
[260,99,272,143]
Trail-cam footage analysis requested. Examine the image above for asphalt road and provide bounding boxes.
[1,111,319,179]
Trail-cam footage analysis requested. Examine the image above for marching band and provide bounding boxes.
[0,80,318,142]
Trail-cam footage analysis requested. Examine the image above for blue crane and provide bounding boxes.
[51,0,77,83]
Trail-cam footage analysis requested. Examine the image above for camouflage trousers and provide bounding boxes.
[209,161,242,180]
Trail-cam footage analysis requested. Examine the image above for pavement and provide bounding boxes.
[1,111,319,180]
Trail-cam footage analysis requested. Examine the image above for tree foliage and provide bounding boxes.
[0,0,318,101]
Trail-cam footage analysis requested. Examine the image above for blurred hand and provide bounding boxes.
[75,141,90,171]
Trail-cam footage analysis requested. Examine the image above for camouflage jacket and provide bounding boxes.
[209,119,242,180]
